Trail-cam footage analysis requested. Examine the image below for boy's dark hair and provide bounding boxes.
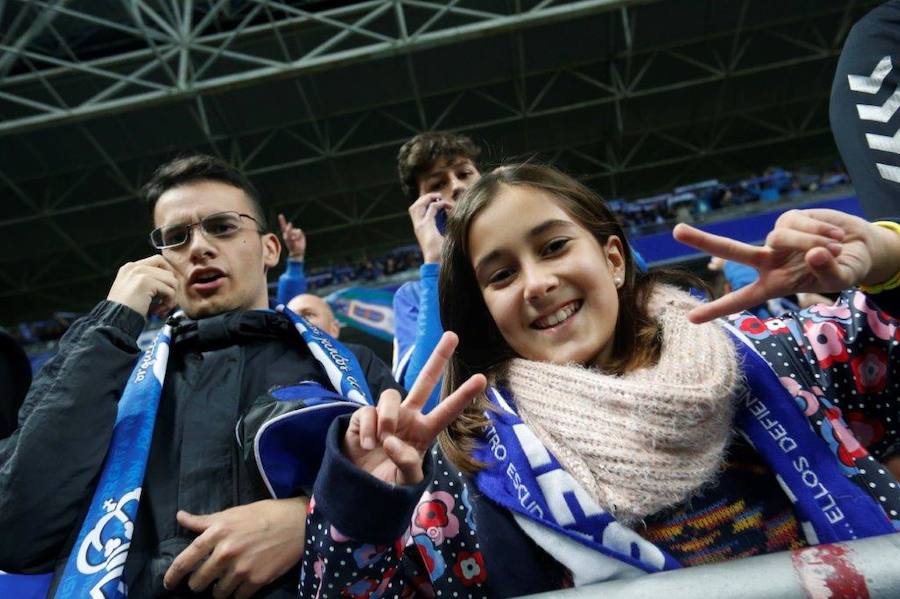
[397,131,482,202]
[142,154,267,229]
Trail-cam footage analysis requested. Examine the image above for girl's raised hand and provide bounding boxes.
[342,332,487,486]
[673,209,896,324]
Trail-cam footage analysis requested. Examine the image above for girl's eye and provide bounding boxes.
[542,238,569,256]
[488,268,513,286]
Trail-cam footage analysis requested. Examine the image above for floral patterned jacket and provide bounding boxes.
[297,289,900,598]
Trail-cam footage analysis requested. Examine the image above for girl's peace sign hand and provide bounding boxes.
[342,332,487,486]
[673,209,898,324]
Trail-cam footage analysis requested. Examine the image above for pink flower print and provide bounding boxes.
[330,525,351,543]
[738,316,769,339]
[353,544,388,569]
[373,567,396,597]
[453,551,488,586]
[847,411,886,447]
[765,318,791,335]
[780,377,822,416]
[413,535,446,578]
[395,529,412,556]
[808,302,851,320]
[415,500,448,529]
[796,389,822,417]
[850,347,889,394]
[342,578,378,598]
[313,557,325,580]
[853,292,897,340]
[804,321,848,368]
[780,376,802,396]
[411,491,459,546]
[827,407,869,467]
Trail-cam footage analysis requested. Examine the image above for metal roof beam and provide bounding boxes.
[124,0,180,85]
[0,0,393,88]
[0,0,68,77]
[0,35,835,226]
[0,0,645,135]
[192,1,267,80]
[0,42,173,91]
[3,116,835,298]
[127,0,180,40]
[0,90,830,234]
[263,2,327,149]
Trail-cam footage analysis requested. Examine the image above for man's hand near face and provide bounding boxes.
[163,497,309,598]
[106,255,178,319]
[408,193,452,264]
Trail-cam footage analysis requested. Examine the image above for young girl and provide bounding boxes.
[297,164,900,597]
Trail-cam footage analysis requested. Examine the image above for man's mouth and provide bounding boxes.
[189,268,226,292]
[531,300,582,330]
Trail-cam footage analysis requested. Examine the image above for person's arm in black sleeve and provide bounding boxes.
[861,220,900,319]
[0,301,145,572]
[830,0,900,220]
[298,415,431,596]
[347,342,406,400]
[0,331,31,440]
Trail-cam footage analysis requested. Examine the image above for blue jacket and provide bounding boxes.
[392,263,443,413]
[276,259,307,305]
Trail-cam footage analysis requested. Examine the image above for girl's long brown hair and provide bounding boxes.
[437,163,704,473]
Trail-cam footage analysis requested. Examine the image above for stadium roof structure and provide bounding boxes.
[0,0,880,323]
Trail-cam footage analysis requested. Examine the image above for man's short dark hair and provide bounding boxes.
[143,154,267,229]
[397,131,482,202]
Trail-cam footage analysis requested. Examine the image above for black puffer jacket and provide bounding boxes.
[0,301,401,597]
[0,330,31,439]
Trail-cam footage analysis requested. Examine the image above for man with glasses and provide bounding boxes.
[0,155,401,597]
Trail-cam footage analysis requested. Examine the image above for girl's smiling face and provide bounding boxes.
[468,184,626,368]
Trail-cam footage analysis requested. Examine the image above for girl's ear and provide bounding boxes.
[604,236,627,283]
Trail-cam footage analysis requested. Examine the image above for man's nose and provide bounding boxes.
[187,225,217,260]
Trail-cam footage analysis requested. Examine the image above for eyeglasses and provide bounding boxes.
[150,211,264,250]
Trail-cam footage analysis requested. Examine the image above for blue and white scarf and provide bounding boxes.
[474,326,896,585]
[53,307,371,599]
[725,324,895,544]
[473,386,680,585]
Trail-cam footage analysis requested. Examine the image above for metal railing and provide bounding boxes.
[524,533,900,598]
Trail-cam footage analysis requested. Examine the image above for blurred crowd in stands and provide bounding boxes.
[611,164,850,235]
[293,161,851,294]
[3,160,851,354]
[301,244,422,290]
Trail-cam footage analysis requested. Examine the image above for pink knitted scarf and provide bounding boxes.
[503,285,740,524]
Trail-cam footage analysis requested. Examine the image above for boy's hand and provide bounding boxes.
[106,255,178,319]
[409,193,453,264]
